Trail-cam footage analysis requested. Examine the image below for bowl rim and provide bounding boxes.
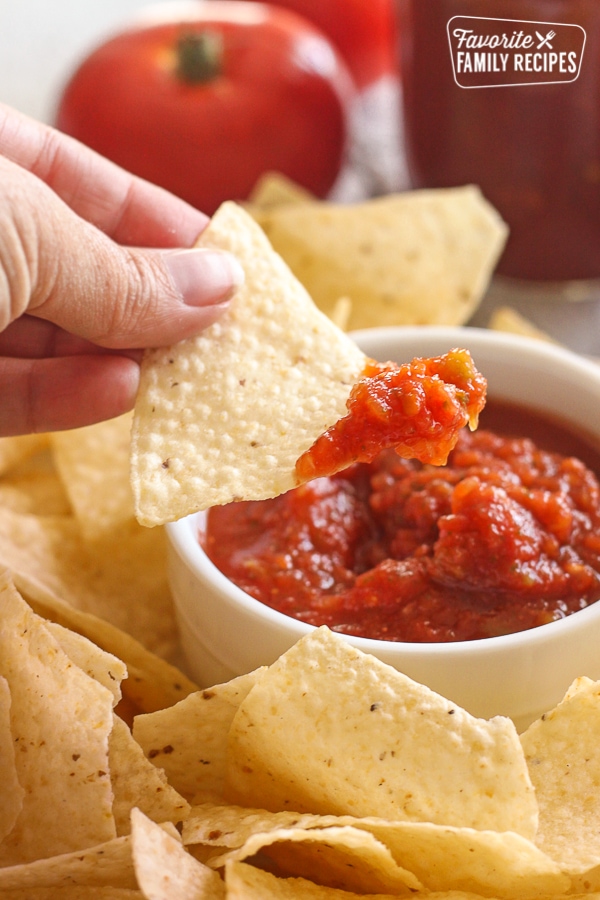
[166,324,600,658]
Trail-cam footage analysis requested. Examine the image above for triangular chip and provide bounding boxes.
[0,835,137,891]
[130,201,366,526]
[0,572,116,864]
[0,676,24,842]
[46,621,127,706]
[130,808,225,900]
[133,669,262,804]
[226,628,538,837]
[251,186,508,331]
[521,677,600,884]
[17,577,198,714]
[109,716,190,834]
[50,414,135,543]
[209,825,421,894]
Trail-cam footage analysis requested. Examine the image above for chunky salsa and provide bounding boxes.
[295,348,487,481]
[204,399,600,642]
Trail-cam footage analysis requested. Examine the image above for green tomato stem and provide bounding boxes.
[176,30,223,84]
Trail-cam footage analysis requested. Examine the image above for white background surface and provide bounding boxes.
[1,0,155,123]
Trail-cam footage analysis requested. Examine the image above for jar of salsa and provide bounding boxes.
[396,0,600,284]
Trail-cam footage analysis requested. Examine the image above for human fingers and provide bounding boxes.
[0,315,142,360]
[0,102,209,247]
[0,354,140,436]
[0,156,243,348]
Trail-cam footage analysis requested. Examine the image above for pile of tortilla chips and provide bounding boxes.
[0,423,198,714]
[3,599,600,898]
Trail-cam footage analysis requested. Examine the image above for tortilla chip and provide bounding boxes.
[130,201,367,526]
[247,170,315,209]
[46,620,126,705]
[50,414,135,543]
[224,860,398,899]
[133,670,262,804]
[251,187,507,331]
[0,434,49,476]
[0,466,71,516]
[0,836,137,891]
[0,572,116,865]
[209,825,421,894]
[130,808,225,900]
[328,296,353,331]
[0,815,194,894]
[488,306,556,342]
[226,628,538,837]
[223,861,566,900]
[109,716,190,834]
[0,676,25,842]
[18,578,198,714]
[521,677,600,883]
[0,509,178,658]
[0,889,143,899]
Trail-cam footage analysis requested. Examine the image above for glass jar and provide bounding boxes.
[397,0,600,288]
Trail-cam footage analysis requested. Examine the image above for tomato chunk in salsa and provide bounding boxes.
[295,348,487,481]
[204,408,600,642]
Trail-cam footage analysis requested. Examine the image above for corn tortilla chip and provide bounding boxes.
[130,808,225,900]
[0,676,25,842]
[521,677,600,882]
[226,628,537,837]
[328,296,353,331]
[109,716,190,835]
[46,620,126,705]
[208,825,422,894]
[130,201,367,526]
[0,573,116,865]
[224,860,398,900]
[0,434,49,475]
[252,187,508,331]
[247,170,315,209]
[0,890,143,899]
[0,467,71,516]
[50,414,135,543]
[489,306,556,342]
[17,577,198,714]
[223,862,567,900]
[134,670,262,804]
[0,836,137,891]
[0,509,178,658]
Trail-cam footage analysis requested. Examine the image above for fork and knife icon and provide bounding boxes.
[535,29,556,48]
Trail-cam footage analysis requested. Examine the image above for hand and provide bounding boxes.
[0,103,244,437]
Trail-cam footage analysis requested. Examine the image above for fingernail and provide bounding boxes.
[162,248,244,307]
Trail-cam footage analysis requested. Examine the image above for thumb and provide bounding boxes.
[1,156,244,348]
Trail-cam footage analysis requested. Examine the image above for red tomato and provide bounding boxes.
[55,1,354,214]
[238,0,398,89]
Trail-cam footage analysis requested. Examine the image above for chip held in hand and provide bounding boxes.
[130,202,486,527]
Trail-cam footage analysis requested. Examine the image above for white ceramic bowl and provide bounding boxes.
[166,326,600,731]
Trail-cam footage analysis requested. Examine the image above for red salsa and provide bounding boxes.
[295,348,487,481]
[204,400,600,642]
